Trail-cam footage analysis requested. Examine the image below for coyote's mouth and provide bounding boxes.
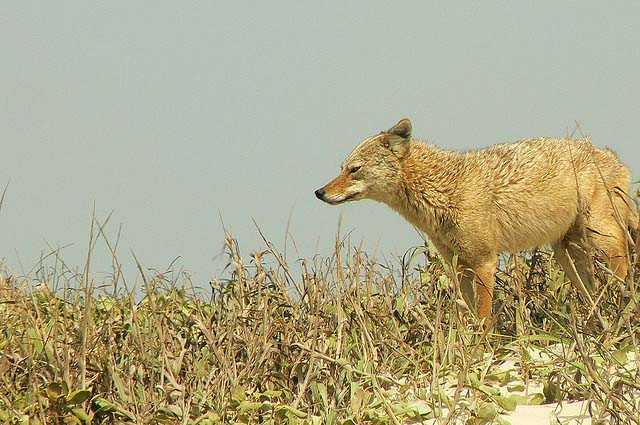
[315,189,361,205]
[324,193,358,205]
[338,192,360,203]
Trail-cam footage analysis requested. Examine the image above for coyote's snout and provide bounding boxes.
[314,177,364,204]
[316,118,638,325]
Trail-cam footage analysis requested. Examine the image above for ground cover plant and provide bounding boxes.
[1,213,639,424]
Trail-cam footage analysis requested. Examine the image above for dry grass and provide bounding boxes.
[1,215,639,424]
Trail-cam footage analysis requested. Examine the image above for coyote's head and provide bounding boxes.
[315,118,412,205]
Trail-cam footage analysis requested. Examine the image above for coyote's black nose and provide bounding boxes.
[314,188,325,200]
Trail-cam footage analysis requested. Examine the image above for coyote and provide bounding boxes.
[315,118,638,324]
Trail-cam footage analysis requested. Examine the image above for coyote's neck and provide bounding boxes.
[386,142,464,235]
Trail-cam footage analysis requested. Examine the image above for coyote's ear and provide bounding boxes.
[384,118,412,157]
[388,118,412,140]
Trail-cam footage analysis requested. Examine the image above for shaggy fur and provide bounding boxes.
[315,118,638,324]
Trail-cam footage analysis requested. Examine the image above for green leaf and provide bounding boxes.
[518,333,563,344]
[506,383,526,393]
[420,271,431,284]
[527,393,545,405]
[478,384,500,396]
[404,400,433,418]
[543,381,562,403]
[71,407,91,423]
[350,387,365,415]
[155,412,178,425]
[304,415,321,425]
[495,415,513,425]
[231,385,246,405]
[311,382,328,411]
[110,371,130,404]
[572,361,586,373]
[494,395,518,412]
[261,390,283,399]
[193,412,221,424]
[612,348,629,366]
[476,402,497,420]
[393,295,406,313]
[91,397,136,422]
[46,382,64,400]
[275,404,307,419]
[486,371,511,385]
[63,415,81,425]
[93,399,117,416]
[66,389,91,405]
[469,373,481,387]
[237,401,267,414]
[363,408,385,421]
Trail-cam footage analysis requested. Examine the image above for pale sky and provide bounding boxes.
[2,2,639,286]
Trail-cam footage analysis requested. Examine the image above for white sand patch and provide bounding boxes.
[505,401,592,424]
[417,344,638,424]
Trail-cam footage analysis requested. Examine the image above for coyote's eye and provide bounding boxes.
[349,166,362,174]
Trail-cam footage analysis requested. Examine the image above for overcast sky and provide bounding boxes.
[2,2,639,286]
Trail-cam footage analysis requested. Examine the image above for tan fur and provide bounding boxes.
[315,118,637,325]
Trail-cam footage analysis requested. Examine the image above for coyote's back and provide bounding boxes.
[460,137,632,253]
[315,118,637,324]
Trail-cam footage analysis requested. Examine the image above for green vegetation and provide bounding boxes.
[1,222,639,424]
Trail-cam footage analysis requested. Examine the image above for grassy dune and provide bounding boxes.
[1,223,639,424]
